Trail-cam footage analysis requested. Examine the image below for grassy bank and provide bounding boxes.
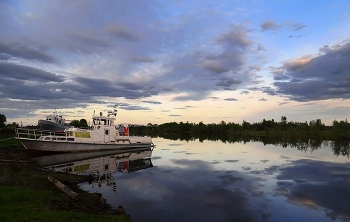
[0,131,132,222]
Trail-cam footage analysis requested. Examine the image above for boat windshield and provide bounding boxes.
[93,119,109,125]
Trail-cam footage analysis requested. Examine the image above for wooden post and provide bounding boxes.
[48,176,78,200]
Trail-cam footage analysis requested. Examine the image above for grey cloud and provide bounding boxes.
[262,21,306,32]
[69,31,111,49]
[0,53,11,60]
[113,158,268,222]
[0,66,158,116]
[273,74,290,81]
[110,102,151,111]
[287,22,306,31]
[142,101,162,104]
[0,62,65,82]
[216,78,242,87]
[0,41,56,63]
[257,44,266,51]
[224,98,238,101]
[106,23,141,42]
[259,98,267,101]
[268,41,350,101]
[217,24,252,49]
[131,55,154,63]
[261,20,281,31]
[169,114,181,117]
[202,60,229,74]
[270,159,350,221]
[225,160,239,163]
[120,105,151,111]
[74,77,158,99]
[241,90,249,94]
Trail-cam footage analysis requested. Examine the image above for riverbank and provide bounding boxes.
[0,132,132,222]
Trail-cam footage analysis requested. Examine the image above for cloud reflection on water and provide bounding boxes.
[108,158,270,222]
[78,138,350,222]
[269,159,350,221]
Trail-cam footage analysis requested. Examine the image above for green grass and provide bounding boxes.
[0,131,21,148]
[0,186,131,222]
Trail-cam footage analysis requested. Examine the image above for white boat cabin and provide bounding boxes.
[35,110,151,145]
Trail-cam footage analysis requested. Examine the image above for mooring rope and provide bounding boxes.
[0,137,15,142]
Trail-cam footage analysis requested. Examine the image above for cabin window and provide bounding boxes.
[57,137,66,141]
[67,138,74,141]
[105,130,109,135]
[44,137,51,140]
[104,164,108,170]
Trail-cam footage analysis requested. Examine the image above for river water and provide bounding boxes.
[39,137,350,221]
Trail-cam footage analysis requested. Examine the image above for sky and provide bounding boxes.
[1,0,350,126]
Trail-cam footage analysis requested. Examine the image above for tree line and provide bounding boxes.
[130,116,350,139]
[149,116,350,133]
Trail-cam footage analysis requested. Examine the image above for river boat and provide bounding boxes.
[33,148,154,190]
[38,110,68,131]
[16,107,154,152]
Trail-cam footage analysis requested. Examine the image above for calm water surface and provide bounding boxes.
[43,138,350,222]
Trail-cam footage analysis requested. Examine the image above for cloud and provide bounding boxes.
[0,1,265,119]
[106,23,141,42]
[261,20,281,31]
[131,55,154,63]
[0,62,64,82]
[216,78,242,87]
[0,41,56,63]
[261,20,306,32]
[0,53,11,60]
[259,98,267,101]
[268,41,350,101]
[224,98,238,101]
[112,158,269,222]
[270,159,350,221]
[142,100,162,104]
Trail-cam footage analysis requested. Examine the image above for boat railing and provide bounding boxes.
[15,128,65,140]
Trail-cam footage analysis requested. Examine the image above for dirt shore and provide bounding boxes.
[0,144,130,219]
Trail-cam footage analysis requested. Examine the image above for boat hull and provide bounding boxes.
[18,138,154,153]
[32,148,153,167]
[38,120,67,131]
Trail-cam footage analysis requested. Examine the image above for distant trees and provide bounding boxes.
[0,113,6,128]
[69,119,88,128]
[79,119,88,128]
[150,116,350,137]
[7,122,19,128]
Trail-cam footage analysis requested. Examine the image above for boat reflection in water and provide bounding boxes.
[32,147,154,191]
